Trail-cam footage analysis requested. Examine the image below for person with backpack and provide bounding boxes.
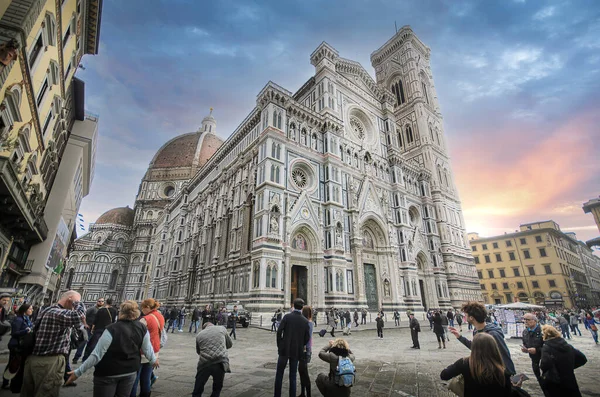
[375,313,384,339]
[316,338,355,397]
[540,324,587,397]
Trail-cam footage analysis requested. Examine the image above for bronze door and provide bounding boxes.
[363,264,378,310]
[291,266,308,303]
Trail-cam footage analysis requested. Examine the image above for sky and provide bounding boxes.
[75,0,600,244]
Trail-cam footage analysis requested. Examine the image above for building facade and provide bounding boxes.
[469,220,600,308]
[65,27,480,313]
[0,0,102,300]
[583,196,600,248]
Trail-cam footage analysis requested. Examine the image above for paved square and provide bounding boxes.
[3,323,598,397]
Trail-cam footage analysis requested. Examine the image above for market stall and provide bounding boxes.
[495,302,545,338]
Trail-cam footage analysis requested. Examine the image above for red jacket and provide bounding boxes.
[142,310,164,353]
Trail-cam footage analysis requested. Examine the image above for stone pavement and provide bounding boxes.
[1,323,598,397]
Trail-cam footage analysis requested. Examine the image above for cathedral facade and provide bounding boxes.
[63,27,481,313]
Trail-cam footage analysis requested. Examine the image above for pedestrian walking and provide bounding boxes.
[229,305,238,340]
[200,305,211,329]
[82,298,117,362]
[177,306,186,332]
[189,307,200,333]
[298,306,314,397]
[433,312,446,349]
[447,309,455,327]
[2,303,33,392]
[393,310,400,326]
[130,298,164,397]
[427,310,434,330]
[539,325,587,397]
[192,321,232,397]
[583,313,598,344]
[21,290,85,397]
[339,310,345,329]
[558,315,571,339]
[448,301,516,375]
[66,300,159,396]
[521,313,547,396]
[274,298,310,397]
[326,308,336,337]
[73,297,104,364]
[353,310,359,328]
[360,308,367,325]
[375,313,384,339]
[456,311,463,331]
[315,338,355,397]
[440,311,450,342]
[344,311,351,332]
[166,307,178,333]
[440,333,512,397]
[569,312,582,336]
[409,313,420,349]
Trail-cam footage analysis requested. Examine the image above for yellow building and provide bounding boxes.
[0,0,102,295]
[468,220,600,309]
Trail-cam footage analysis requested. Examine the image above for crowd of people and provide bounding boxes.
[0,290,596,397]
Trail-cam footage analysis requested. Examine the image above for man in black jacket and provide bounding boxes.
[522,313,547,396]
[409,313,421,349]
[274,298,310,397]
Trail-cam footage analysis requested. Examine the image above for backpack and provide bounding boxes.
[335,356,356,387]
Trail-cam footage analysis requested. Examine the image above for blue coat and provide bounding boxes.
[8,315,33,349]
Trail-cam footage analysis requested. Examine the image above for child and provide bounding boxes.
[376,313,384,339]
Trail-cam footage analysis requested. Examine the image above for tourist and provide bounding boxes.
[540,324,587,397]
[177,306,186,332]
[130,298,164,397]
[315,338,355,397]
[375,313,384,339]
[0,293,11,341]
[353,309,359,327]
[327,308,336,337]
[427,310,434,330]
[433,312,446,349]
[344,310,351,333]
[166,307,178,333]
[274,298,310,397]
[83,297,117,362]
[298,305,314,397]
[449,301,516,374]
[21,290,85,397]
[569,312,582,336]
[2,303,33,392]
[65,300,159,395]
[583,313,598,344]
[192,320,232,397]
[393,309,400,326]
[446,309,454,327]
[440,310,450,342]
[229,305,238,340]
[558,315,571,339]
[360,308,367,325]
[201,305,211,329]
[456,311,463,331]
[409,312,421,349]
[339,309,345,329]
[521,313,546,395]
[440,333,512,396]
[189,306,200,333]
[73,297,104,364]
[275,308,283,330]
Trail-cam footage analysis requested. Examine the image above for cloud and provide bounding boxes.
[533,6,556,20]
[187,26,210,37]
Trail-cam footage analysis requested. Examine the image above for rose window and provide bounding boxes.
[292,169,308,188]
[349,117,365,140]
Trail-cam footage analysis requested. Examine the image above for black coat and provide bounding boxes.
[540,337,587,397]
[276,311,310,359]
[522,324,543,359]
[410,317,420,332]
[433,315,444,335]
[440,358,512,397]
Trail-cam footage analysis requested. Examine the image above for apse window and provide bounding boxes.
[164,186,175,197]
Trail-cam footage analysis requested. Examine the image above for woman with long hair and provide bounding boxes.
[3,303,33,392]
[316,338,355,397]
[66,300,159,397]
[540,324,587,397]
[433,312,446,349]
[130,298,164,397]
[298,305,313,397]
[440,333,512,396]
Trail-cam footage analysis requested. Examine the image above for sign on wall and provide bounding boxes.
[46,218,70,271]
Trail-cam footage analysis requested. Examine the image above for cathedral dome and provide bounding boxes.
[95,206,134,227]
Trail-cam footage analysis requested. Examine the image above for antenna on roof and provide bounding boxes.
[395,21,398,33]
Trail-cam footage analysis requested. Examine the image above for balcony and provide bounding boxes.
[0,156,48,243]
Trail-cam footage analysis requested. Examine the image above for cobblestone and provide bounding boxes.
[1,323,598,397]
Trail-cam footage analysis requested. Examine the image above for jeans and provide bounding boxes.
[449,319,454,327]
[192,363,225,397]
[73,328,92,361]
[590,329,598,343]
[394,318,400,326]
[129,362,153,397]
[560,324,571,339]
[93,373,136,397]
[361,315,366,325]
[83,329,105,362]
[298,355,311,397]
[229,322,236,340]
[571,324,582,336]
[189,320,200,333]
[166,319,177,333]
[274,355,299,397]
[178,318,185,331]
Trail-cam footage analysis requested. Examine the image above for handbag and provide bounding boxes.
[447,374,464,397]
[591,324,598,332]
[149,313,167,348]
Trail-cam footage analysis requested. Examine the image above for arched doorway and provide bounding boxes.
[289,226,319,305]
[416,253,432,310]
[361,218,388,310]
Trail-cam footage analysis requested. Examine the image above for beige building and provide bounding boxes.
[0,0,102,299]
[469,220,600,308]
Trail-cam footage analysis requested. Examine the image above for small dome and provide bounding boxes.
[95,206,134,227]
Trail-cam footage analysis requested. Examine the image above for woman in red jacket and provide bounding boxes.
[130,298,164,397]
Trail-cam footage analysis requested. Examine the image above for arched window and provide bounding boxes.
[146,211,153,219]
[271,142,277,158]
[397,132,403,149]
[429,125,434,141]
[312,133,318,150]
[116,239,124,251]
[290,123,296,140]
[173,260,178,271]
[263,110,269,129]
[444,170,449,187]
[44,13,57,46]
[272,111,277,127]
[335,270,343,292]
[406,126,414,144]
[401,249,407,262]
[301,128,307,145]
[266,266,272,288]
[6,86,22,123]
[391,79,406,106]
[66,268,75,289]
[277,113,282,129]
[271,265,277,289]
[109,270,118,290]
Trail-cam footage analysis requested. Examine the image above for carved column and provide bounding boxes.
[353,246,366,306]
[284,250,291,309]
